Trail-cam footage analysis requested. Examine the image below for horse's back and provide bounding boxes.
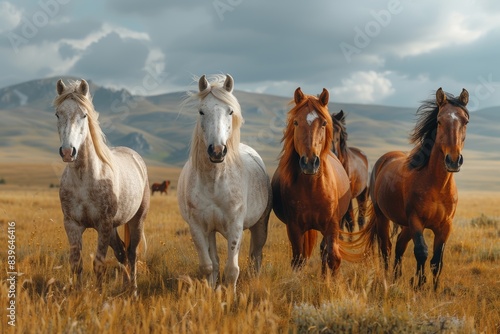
[346,147,369,197]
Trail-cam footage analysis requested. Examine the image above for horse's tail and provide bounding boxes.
[140,230,148,257]
[124,223,131,250]
[338,201,377,262]
[302,230,318,259]
[123,225,147,257]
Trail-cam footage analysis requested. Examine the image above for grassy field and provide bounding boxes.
[0,165,499,333]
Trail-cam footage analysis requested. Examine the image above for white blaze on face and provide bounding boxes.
[306,110,319,126]
[450,112,459,121]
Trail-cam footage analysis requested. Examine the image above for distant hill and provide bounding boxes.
[0,77,499,191]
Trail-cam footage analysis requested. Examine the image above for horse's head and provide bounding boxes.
[290,87,332,175]
[435,87,469,172]
[54,79,92,163]
[331,110,347,160]
[196,74,242,163]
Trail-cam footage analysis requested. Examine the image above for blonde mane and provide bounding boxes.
[53,80,113,168]
[186,75,244,169]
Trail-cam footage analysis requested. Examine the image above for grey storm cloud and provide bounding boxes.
[70,32,150,82]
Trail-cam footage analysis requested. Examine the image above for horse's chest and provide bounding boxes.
[189,180,245,231]
[60,181,118,227]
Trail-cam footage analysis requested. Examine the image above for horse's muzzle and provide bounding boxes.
[299,155,320,174]
[60,147,77,162]
[208,144,227,163]
[445,154,463,172]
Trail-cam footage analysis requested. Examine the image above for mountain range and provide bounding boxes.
[1,77,499,191]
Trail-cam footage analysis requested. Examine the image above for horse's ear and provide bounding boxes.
[294,87,305,105]
[459,88,469,106]
[335,109,344,121]
[78,79,89,97]
[319,88,329,107]
[223,74,234,93]
[436,87,447,107]
[56,79,66,95]
[199,75,209,92]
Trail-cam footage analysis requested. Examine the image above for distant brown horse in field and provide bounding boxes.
[358,88,469,290]
[331,110,369,232]
[151,180,170,195]
[272,88,363,275]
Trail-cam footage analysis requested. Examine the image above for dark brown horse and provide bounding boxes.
[359,88,469,290]
[272,88,362,275]
[331,110,369,232]
[151,180,170,195]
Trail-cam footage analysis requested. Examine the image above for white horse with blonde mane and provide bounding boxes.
[177,74,272,289]
[54,79,149,291]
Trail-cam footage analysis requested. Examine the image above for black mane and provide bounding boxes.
[407,92,469,170]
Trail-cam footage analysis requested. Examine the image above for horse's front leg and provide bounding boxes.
[430,222,451,291]
[190,226,217,288]
[286,224,305,269]
[224,226,243,292]
[409,217,428,289]
[64,220,85,287]
[94,222,113,290]
[321,230,341,276]
[393,226,412,280]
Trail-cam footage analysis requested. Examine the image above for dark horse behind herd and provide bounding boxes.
[151,180,170,195]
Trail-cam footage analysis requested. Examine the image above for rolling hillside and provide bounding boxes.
[0,77,499,191]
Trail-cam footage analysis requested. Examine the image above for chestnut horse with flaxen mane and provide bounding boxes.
[358,87,469,290]
[272,88,363,275]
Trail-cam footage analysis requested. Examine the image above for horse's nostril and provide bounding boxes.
[458,154,463,166]
[59,147,64,157]
[222,145,227,156]
[71,147,77,157]
[313,155,320,169]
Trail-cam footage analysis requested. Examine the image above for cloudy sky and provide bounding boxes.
[1,0,500,109]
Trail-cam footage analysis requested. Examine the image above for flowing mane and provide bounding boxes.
[186,75,244,169]
[407,92,469,170]
[331,111,348,155]
[53,80,113,168]
[278,94,334,185]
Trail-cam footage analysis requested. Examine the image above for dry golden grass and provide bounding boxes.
[0,182,499,333]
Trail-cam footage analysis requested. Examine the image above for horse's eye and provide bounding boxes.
[322,120,327,126]
[55,113,59,119]
[229,109,234,116]
[293,120,298,126]
[83,114,87,119]
[199,110,204,115]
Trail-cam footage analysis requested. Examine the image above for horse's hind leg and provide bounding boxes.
[344,201,355,233]
[109,227,130,283]
[356,187,368,230]
[249,213,270,273]
[393,226,412,281]
[64,220,85,287]
[430,222,451,291]
[373,206,392,271]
